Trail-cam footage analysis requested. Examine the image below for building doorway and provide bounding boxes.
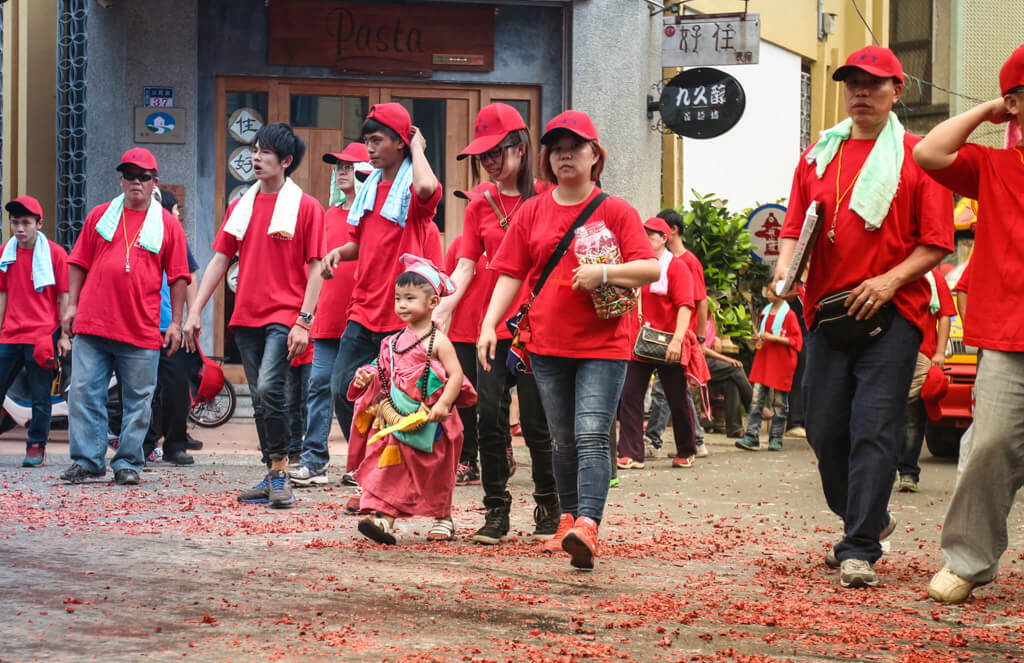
[214,76,540,364]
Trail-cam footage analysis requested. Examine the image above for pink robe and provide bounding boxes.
[348,327,477,518]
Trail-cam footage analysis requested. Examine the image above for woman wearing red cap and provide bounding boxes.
[913,43,1024,604]
[434,103,559,545]
[481,110,659,569]
[616,217,696,469]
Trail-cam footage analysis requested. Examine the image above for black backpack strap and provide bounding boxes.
[530,192,609,299]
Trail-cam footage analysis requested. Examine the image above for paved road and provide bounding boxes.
[1,433,1022,662]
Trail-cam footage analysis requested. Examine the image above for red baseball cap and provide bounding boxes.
[921,365,949,422]
[116,147,159,173]
[453,183,489,201]
[643,217,672,237]
[323,142,371,165]
[458,103,528,160]
[366,103,412,146]
[832,46,904,84]
[541,110,600,145]
[192,351,226,407]
[5,195,44,220]
[999,44,1024,95]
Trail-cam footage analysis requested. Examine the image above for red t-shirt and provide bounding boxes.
[490,188,655,360]
[749,306,803,391]
[919,268,955,359]
[640,255,694,333]
[676,249,706,332]
[347,182,443,332]
[955,261,970,293]
[920,144,1024,351]
[460,182,535,340]
[0,242,70,344]
[311,206,356,339]
[69,205,191,349]
[213,191,326,330]
[445,235,492,344]
[780,134,954,337]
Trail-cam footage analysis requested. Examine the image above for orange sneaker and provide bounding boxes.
[561,516,599,570]
[542,513,575,554]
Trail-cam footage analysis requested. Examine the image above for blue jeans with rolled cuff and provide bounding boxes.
[529,353,627,525]
[0,334,58,446]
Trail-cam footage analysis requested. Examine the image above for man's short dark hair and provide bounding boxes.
[252,122,306,177]
[158,188,178,213]
[1008,85,1024,96]
[657,208,686,234]
[361,118,410,157]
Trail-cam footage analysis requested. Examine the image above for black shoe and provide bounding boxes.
[114,468,140,485]
[185,435,203,451]
[472,494,511,545]
[60,463,105,484]
[163,451,195,466]
[532,493,561,540]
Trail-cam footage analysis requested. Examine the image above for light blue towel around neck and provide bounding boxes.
[347,158,413,227]
[806,111,905,231]
[0,231,55,292]
[759,301,790,337]
[95,194,164,253]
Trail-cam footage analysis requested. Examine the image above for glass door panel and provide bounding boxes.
[289,95,369,211]
[391,97,447,232]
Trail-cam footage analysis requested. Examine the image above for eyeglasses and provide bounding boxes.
[121,172,154,183]
[479,137,522,163]
[336,163,355,173]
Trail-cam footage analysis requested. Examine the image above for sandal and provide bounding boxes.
[426,517,455,542]
[358,515,397,545]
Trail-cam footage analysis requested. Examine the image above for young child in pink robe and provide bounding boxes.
[349,253,476,544]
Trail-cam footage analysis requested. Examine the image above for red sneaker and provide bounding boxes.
[672,455,695,468]
[561,516,599,569]
[541,513,575,554]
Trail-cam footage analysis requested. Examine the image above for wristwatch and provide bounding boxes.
[297,311,314,325]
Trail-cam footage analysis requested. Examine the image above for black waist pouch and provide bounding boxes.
[813,290,895,350]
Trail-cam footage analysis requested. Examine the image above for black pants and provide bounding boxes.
[453,341,480,465]
[144,349,193,457]
[787,347,806,429]
[707,356,753,434]
[477,338,555,500]
[619,360,695,461]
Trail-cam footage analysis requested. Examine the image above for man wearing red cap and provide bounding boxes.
[773,46,953,589]
[0,196,71,467]
[913,44,1024,603]
[321,103,443,445]
[61,147,191,486]
[288,142,371,488]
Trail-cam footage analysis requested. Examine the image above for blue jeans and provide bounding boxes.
[69,334,159,473]
[234,325,291,465]
[300,338,340,471]
[530,353,627,524]
[0,339,57,446]
[897,397,927,479]
[333,321,398,440]
[804,314,921,563]
[744,383,790,444]
[286,362,311,458]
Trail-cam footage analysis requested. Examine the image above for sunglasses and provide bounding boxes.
[121,172,154,183]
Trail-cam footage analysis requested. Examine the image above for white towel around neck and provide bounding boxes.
[223,177,304,240]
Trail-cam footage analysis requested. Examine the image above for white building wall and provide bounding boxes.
[682,42,802,212]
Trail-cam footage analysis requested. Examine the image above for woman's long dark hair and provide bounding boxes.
[470,129,536,202]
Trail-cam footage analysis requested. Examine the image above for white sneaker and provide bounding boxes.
[288,465,329,486]
[695,442,710,458]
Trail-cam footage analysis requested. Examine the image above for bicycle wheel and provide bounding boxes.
[189,381,237,428]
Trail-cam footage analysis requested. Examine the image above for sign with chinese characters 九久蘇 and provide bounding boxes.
[662,13,759,68]
[746,204,788,269]
[659,68,745,139]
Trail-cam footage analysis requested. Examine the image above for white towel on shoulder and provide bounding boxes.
[224,177,304,240]
[649,250,674,295]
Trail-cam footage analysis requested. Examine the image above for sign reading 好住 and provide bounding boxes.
[662,13,760,68]
[267,0,495,74]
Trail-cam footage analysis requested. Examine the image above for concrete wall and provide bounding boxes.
[682,42,802,212]
[571,0,662,218]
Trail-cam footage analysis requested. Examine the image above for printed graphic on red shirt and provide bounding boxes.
[213,191,326,330]
[490,188,655,360]
[0,243,70,344]
[69,205,191,350]
[780,134,954,338]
